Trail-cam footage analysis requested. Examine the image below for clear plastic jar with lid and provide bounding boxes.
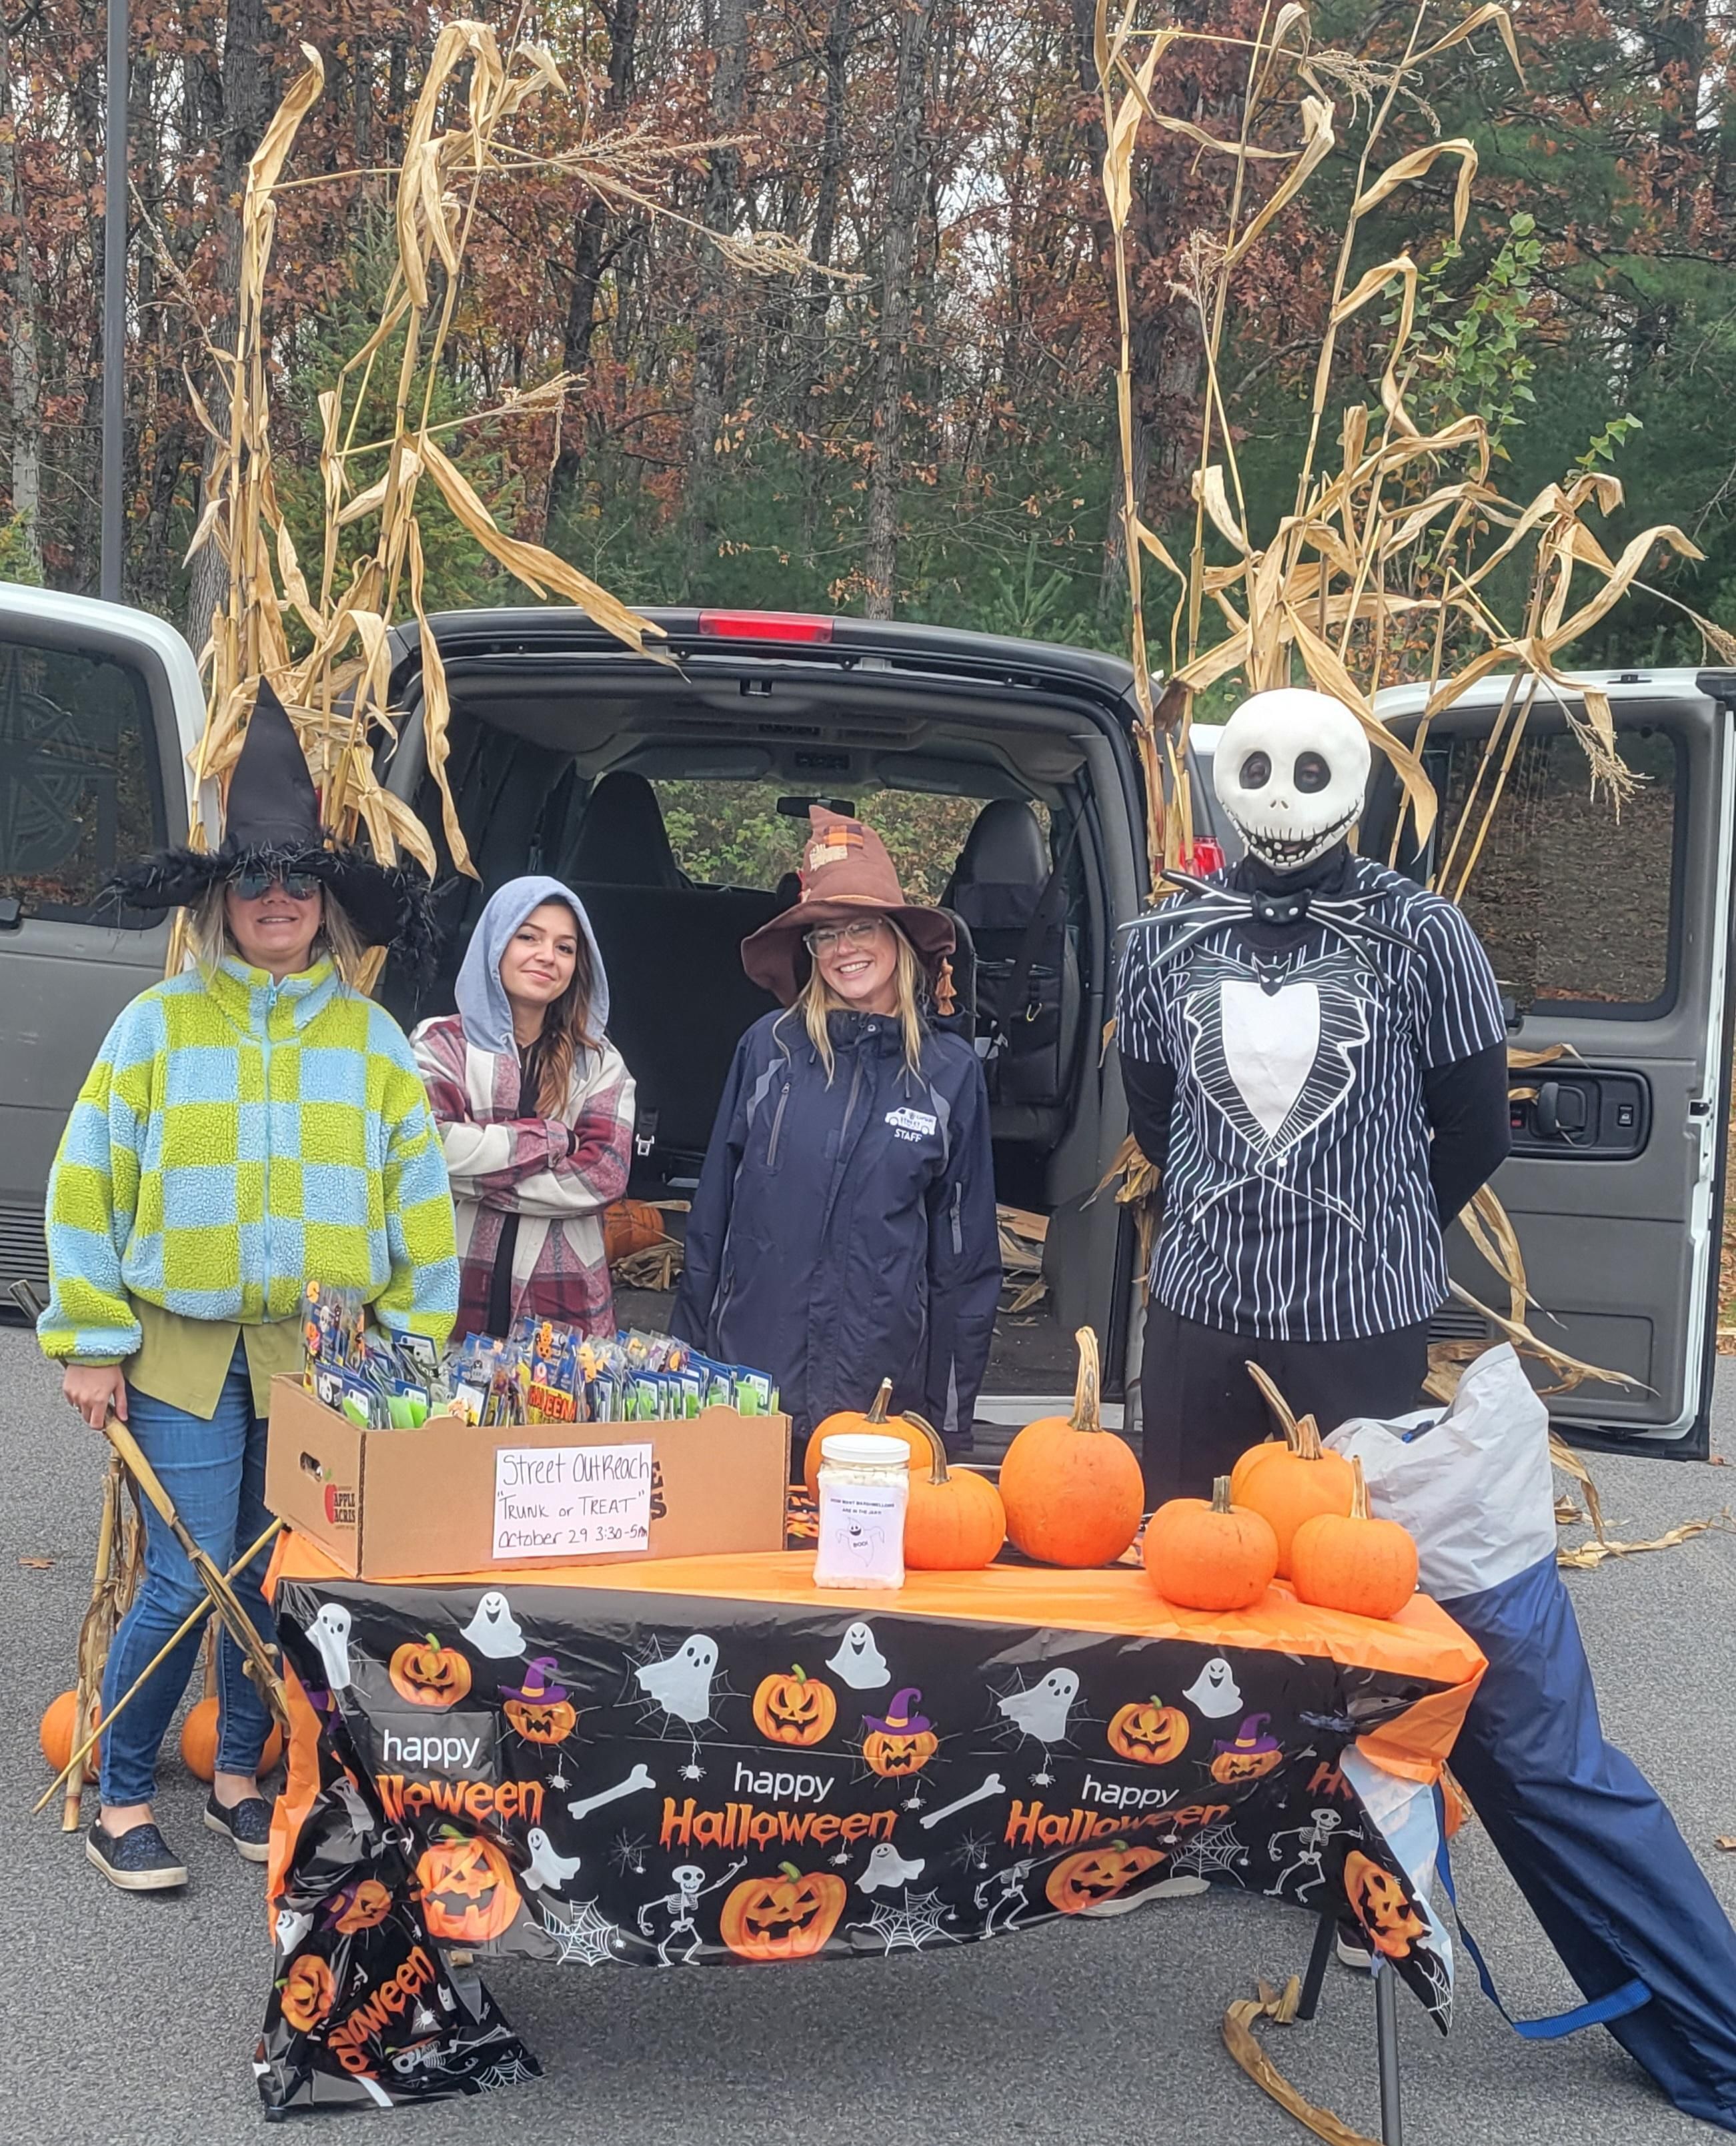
[813,1432,909,1589]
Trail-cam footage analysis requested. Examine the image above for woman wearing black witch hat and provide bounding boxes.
[37,683,459,1893]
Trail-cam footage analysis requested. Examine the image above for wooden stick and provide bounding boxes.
[61,1458,121,1831]
[34,1516,285,1816]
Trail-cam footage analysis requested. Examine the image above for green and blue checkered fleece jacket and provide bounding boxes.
[39,957,459,1364]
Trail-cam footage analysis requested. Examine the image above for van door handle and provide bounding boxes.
[0,895,21,930]
[1536,1080,1561,1138]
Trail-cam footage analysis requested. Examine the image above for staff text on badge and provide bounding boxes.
[491,1441,654,1558]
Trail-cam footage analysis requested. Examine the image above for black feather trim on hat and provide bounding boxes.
[105,839,437,969]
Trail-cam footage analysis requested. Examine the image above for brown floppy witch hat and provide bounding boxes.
[741,806,955,1008]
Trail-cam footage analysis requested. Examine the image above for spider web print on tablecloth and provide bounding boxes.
[540,1899,626,1966]
[473,2055,542,2093]
[848,1888,960,1954]
[1164,1820,1252,1882]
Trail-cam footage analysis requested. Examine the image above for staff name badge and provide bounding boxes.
[886,1106,937,1142]
[492,1441,654,1558]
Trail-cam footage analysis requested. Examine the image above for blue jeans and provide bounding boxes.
[99,1345,275,1807]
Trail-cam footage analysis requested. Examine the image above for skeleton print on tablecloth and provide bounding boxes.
[636,1861,745,1966]
[1264,1809,1344,1904]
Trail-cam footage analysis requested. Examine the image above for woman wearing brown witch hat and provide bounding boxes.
[672,808,1000,1450]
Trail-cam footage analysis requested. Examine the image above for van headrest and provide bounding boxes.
[945,798,1048,900]
[567,771,686,888]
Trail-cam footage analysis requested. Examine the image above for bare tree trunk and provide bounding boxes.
[546,0,640,542]
[798,0,854,547]
[183,0,275,656]
[682,0,750,597]
[863,0,942,619]
[0,23,43,582]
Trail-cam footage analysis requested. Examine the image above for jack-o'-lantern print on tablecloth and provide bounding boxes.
[258,1551,1478,2113]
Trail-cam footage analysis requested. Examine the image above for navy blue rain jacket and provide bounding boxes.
[671,1008,1001,1448]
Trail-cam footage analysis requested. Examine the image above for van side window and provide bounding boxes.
[0,637,167,926]
[1433,727,1678,1016]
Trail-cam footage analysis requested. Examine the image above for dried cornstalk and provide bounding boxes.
[175,25,808,936]
[1223,1977,1381,2145]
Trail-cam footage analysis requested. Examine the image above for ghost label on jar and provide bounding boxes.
[813,1432,910,1590]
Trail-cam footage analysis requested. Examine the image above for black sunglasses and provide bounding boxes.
[229,867,321,902]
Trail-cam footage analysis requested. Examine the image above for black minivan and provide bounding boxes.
[1,585,1730,1456]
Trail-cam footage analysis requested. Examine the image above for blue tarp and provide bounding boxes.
[1443,1554,1736,2132]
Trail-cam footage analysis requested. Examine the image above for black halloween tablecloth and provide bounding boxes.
[255,1533,1485,2112]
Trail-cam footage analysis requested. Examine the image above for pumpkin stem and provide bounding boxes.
[1351,1456,1371,1522]
[1244,1359,1299,1440]
[791,1665,808,1684]
[903,1410,950,1484]
[1291,1414,1325,1461]
[866,1378,894,1424]
[778,1861,802,1881]
[1068,1326,1102,1432]
[1210,1474,1233,1514]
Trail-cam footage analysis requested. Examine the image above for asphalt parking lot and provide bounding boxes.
[3,1323,1733,2144]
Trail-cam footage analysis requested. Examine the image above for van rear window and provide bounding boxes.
[649,780,988,898]
[0,637,167,925]
[1430,727,1678,1016]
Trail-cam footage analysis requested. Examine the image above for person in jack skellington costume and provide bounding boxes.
[1116,687,1511,1506]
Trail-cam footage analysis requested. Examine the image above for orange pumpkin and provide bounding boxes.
[1290,1458,1419,1623]
[901,1412,1006,1570]
[1106,1696,1190,1767]
[1142,1476,1278,1611]
[802,1379,929,1496]
[502,1658,578,1744]
[998,1328,1142,1567]
[415,1828,522,1943]
[1045,1841,1166,1914]
[179,1695,285,1782]
[279,1953,335,2032]
[719,1863,847,1961]
[1208,1712,1283,1783]
[752,1665,837,1747]
[1231,1368,1355,1578]
[389,1633,474,1709]
[861,1688,938,1777]
[39,1689,101,1772]
[1344,1849,1429,1960]
[604,1198,668,1264]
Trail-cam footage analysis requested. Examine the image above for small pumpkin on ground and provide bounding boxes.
[901,1412,1006,1570]
[1230,1363,1355,1578]
[39,1689,101,1772]
[1106,1696,1190,1766]
[389,1632,474,1709]
[998,1328,1142,1567]
[1141,1476,1278,1612]
[719,1863,847,1961]
[752,1665,837,1747]
[179,1695,285,1781]
[1045,1841,1167,1914]
[1290,1458,1419,1623]
[802,1379,930,1496]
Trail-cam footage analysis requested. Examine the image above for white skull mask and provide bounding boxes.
[1213,688,1371,871]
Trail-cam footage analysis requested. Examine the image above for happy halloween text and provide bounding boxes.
[660,1797,898,1849]
[377,1776,544,1826]
[325,1944,439,2076]
[1003,1798,1230,1846]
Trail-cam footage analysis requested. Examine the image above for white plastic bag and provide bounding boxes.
[1325,1343,1555,1599]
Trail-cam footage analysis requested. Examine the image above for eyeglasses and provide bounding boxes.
[804,918,888,956]
[230,868,321,902]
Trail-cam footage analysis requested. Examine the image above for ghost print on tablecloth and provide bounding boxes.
[992,1666,1081,1784]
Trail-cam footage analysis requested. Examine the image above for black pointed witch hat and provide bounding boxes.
[109,681,434,962]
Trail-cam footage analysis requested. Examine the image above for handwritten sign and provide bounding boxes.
[492,1441,654,1560]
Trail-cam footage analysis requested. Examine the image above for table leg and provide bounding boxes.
[1375,1959,1403,2146]
[1296,1910,1336,2023]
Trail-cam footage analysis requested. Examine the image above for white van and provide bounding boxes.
[1,586,1726,1458]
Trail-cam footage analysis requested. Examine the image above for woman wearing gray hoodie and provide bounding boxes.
[413,877,636,1340]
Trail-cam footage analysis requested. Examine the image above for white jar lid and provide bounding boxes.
[820,1433,911,1468]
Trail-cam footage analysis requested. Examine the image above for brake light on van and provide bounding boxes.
[1184,838,1226,874]
[696,610,835,644]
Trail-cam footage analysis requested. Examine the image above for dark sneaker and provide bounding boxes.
[87,1820,188,1891]
[204,1791,273,1862]
[1337,1928,1375,1971]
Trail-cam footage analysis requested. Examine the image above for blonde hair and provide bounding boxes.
[189,880,368,989]
[789,917,928,1082]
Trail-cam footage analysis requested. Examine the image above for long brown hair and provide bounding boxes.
[521,907,600,1115]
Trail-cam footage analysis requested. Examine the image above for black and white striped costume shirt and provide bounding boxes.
[1116,856,1507,1342]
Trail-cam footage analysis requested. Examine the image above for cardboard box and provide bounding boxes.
[265,1376,791,1581]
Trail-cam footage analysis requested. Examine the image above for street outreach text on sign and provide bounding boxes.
[492,1442,654,1558]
